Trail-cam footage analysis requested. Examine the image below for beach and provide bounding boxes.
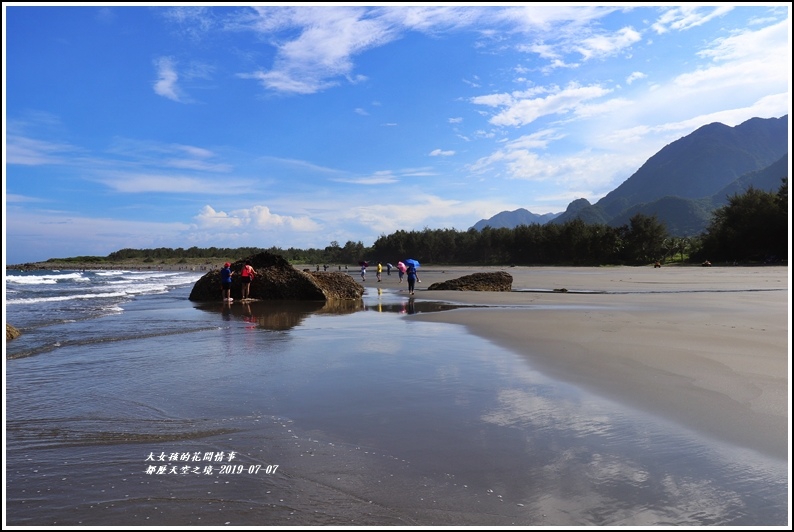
[4,264,790,526]
[400,264,790,462]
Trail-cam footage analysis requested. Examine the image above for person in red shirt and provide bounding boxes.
[241,260,256,300]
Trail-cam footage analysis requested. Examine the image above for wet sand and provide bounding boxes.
[386,265,791,461]
[6,264,789,526]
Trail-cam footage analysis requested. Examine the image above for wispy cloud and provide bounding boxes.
[238,6,399,94]
[333,170,399,185]
[574,26,642,60]
[474,83,613,127]
[5,135,80,165]
[651,5,734,34]
[626,71,647,85]
[5,193,51,204]
[153,56,184,102]
[94,172,253,194]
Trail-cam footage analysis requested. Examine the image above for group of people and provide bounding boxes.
[220,260,256,302]
[222,259,421,302]
[360,261,420,295]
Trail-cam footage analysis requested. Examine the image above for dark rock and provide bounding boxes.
[188,251,364,302]
[7,324,21,341]
[427,271,513,291]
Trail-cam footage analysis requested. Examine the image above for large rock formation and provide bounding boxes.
[7,324,21,341]
[427,271,513,292]
[188,251,364,302]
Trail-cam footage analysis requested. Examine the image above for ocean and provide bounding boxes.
[4,268,789,526]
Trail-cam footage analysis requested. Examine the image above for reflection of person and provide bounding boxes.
[406,264,420,295]
[376,262,383,282]
[241,260,256,300]
[241,301,257,327]
[221,262,234,301]
[401,299,416,314]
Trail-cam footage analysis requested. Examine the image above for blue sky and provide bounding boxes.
[3,4,791,264]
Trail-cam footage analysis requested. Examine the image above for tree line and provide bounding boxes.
[52,178,787,267]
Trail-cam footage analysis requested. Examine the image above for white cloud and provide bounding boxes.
[626,71,647,85]
[162,6,217,41]
[480,83,613,127]
[575,26,642,61]
[194,204,320,231]
[696,17,789,63]
[153,56,183,102]
[429,149,455,157]
[651,5,734,35]
[333,170,399,185]
[240,6,398,94]
[5,194,50,204]
[5,135,79,165]
[95,172,252,194]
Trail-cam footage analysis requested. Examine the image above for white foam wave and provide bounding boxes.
[6,272,87,284]
[6,278,196,305]
[5,292,135,305]
[93,270,130,276]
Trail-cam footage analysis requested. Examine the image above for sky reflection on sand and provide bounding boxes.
[5,286,788,526]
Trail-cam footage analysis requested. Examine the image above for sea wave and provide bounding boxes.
[6,291,142,305]
[6,272,87,284]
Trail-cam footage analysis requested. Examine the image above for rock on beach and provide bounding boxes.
[7,324,21,341]
[427,271,513,291]
[188,251,364,302]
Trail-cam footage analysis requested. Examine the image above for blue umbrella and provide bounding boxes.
[404,259,420,269]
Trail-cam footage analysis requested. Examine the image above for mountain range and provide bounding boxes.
[471,115,789,236]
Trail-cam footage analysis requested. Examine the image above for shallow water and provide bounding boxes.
[4,279,789,526]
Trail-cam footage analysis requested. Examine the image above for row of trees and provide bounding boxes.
[693,180,788,263]
[87,179,787,267]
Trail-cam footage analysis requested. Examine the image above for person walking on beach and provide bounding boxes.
[220,262,234,301]
[240,260,256,300]
[360,263,367,281]
[406,263,420,295]
[376,262,383,282]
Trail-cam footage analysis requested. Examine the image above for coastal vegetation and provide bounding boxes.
[9,179,787,269]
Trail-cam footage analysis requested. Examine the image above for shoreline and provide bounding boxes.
[6,260,785,273]
[5,259,225,272]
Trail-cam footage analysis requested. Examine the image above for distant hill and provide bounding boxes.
[471,208,561,230]
[709,153,788,206]
[474,115,788,237]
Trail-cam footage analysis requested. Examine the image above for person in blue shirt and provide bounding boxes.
[220,262,234,301]
[406,264,420,295]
